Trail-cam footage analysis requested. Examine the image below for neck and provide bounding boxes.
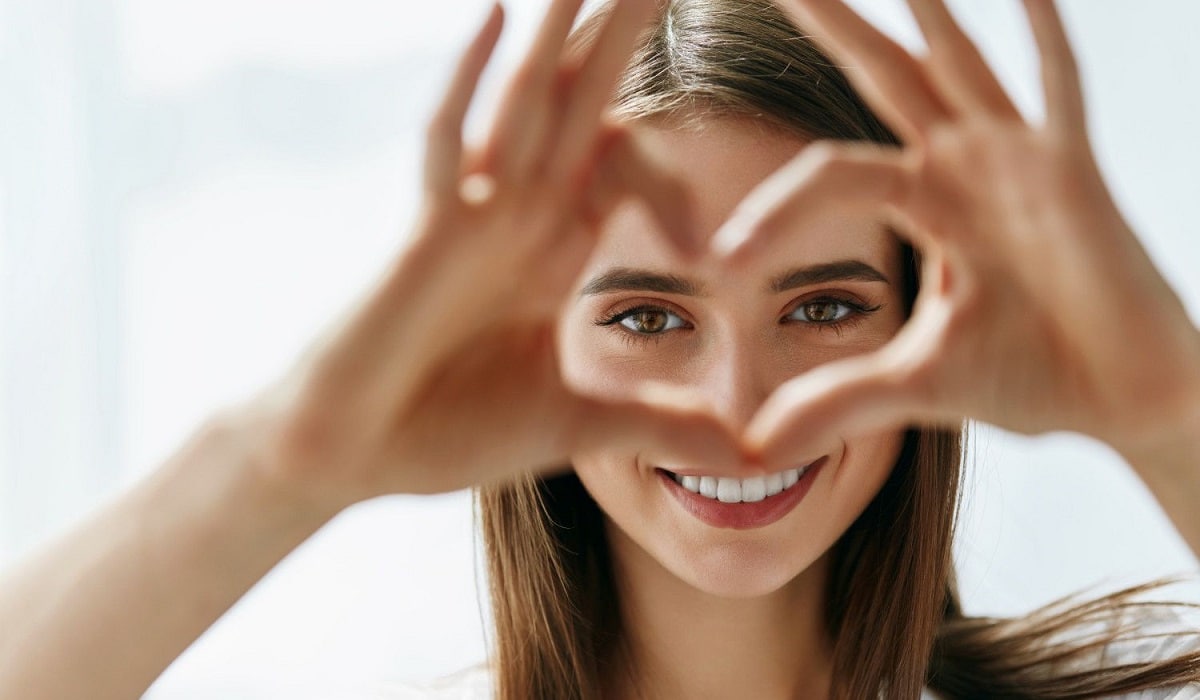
[604,520,835,700]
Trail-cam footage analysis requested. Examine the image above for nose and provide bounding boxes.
[697,334,779,434]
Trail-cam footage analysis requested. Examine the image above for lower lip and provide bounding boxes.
[657,457,827,530]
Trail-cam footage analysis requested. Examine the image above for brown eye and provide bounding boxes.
[602,306,688,335]
[803,301,843,323]
[622,310,669,333]
[788,299,855,324]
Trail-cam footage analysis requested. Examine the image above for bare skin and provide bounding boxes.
[726,0,1200,472]
[0,1,749,697]
[0,0,1198,698]
[560,119,906,699]
[556,0,1200,696]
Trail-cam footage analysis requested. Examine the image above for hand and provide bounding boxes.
[235,0,746,508]
[713,0,1200,467]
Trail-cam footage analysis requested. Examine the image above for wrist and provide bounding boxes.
[1109,339,1200,560]
[1113,334,1200,482]
[202,400,357,528]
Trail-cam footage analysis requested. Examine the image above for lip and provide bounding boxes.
[656,456,828,530]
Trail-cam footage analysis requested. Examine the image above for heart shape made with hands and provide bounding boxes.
[545,0,1200,477]
[337,0,1200,501]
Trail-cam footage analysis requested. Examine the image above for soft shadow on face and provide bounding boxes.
[557,118,910,598]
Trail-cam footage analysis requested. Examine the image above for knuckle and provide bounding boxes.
[946,267,985,316]
[554,62,581,92]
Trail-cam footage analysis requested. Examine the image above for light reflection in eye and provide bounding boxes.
[616,307,688,335]
[787,299,855,324]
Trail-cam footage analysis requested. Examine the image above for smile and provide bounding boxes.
[655,457,828,530]
[661,465,811,503]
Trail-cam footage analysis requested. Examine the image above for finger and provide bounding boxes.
[744,350,928,471]
[482,0,586,179]
[546,0,659,184]
[709,142,921,265]
[587,125,702,259]
[424,2,505,200]
[568,384,756,478]
[780,0,950,142]
[904,0,1021,119]
[1021,0,1086,133]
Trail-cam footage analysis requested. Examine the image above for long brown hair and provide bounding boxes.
[478,1,1200,697]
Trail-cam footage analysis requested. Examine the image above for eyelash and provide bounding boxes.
[593,295,883,348]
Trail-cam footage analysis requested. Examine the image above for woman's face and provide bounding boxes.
[559,118,909,598]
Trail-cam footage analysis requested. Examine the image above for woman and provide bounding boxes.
[466,1,1200,697]
[1,0,1198,698]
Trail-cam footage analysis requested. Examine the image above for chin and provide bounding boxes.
[660,539,819,599]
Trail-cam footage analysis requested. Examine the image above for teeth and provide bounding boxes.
[671,466,808,503]
[716,477,741,503]
[741,476,767,503]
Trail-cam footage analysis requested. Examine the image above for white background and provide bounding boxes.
[1,0,1198,697]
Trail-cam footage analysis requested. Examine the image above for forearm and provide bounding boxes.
[0,409,344,700]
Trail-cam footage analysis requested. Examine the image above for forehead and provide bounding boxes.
[585,118,897,282]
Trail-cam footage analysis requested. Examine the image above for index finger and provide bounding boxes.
[710,142,920,265]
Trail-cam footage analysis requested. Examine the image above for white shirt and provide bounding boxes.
[368,607,1200,699]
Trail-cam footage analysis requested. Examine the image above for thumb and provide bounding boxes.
[746,349,926,471]
[566,382,755,478]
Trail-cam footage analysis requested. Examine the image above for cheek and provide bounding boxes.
[558,316,629,398]
[559,318,672,525]
[572,451,634,499]
[571,452,662,553]
[832,429,909,524]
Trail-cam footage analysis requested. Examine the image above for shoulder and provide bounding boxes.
[364,663,493,700]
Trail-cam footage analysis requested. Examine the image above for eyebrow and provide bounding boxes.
[768,260,890,293]
[578,260,891,297]
[579,268,704,297]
